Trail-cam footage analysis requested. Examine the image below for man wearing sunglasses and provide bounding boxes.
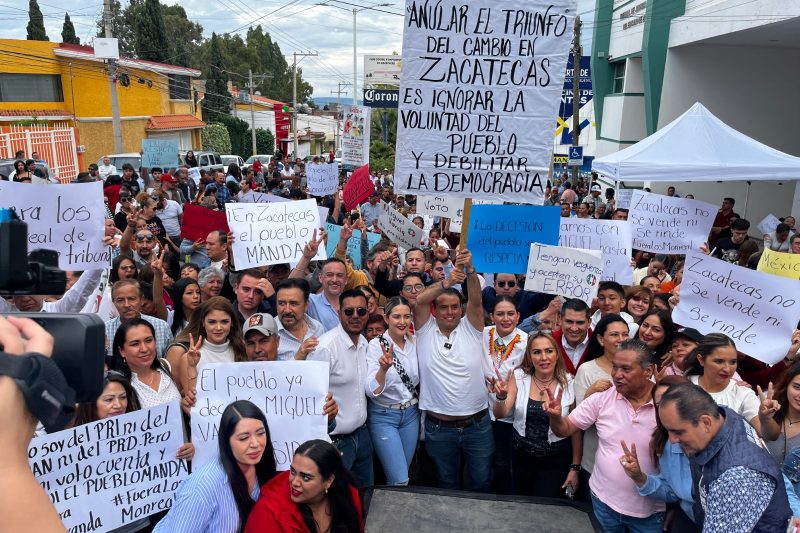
[308,288,373,488]
[482,273,554,322]
[130,230,158,267]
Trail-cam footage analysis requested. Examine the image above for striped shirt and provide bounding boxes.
[153,459,259,533]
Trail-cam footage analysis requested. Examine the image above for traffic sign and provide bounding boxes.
[568,146,583,166]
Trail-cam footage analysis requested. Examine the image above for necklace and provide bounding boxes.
[139,370,159,390]
[532,375,555,398]
[488,328,521,371]
[788,417,800,426]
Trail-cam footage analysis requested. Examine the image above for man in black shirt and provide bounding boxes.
[712,218,757,264]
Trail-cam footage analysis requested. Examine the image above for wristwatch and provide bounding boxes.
[570,464,582,472]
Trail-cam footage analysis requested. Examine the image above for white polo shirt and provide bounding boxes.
[308,324,368,435]
[417,316,486,417]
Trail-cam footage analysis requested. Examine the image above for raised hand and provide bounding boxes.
[126,206,141,227]
[488,368,513,398]
[757,382,781,418]
[620,440,646,486]
[542,386,564,417]
[151,248,166,276]
[787,330,800,363]
[256,277,275,298]
[378,342,394,372]
[340,220,354,242]
[446,267,466,288]
[186,333,204,369]
[302,229,324,260]
[295,337,319,360]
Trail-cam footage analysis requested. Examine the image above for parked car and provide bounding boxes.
[96,153,142,171]
[221,155,246,171]
[244,154,273,172]
[0,158,58,183]
[178,151,224,174]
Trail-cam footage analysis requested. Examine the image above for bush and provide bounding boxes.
[202,123,231,153]
[217,115,251,158]
[255,128,275,155]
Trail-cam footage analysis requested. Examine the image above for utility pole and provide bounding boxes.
[571,15,582,186]
[292,51,317,160]
[352,8,358,105]
[246,70,273,156]
[103,0,123,153]
[331,81,350,152]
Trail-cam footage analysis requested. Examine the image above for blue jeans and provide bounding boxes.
[333,424,374,488]
[367,401,420,485]
[424,411,494,492]
[591,491,664,533]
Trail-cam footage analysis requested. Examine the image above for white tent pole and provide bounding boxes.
[743,180,751,220]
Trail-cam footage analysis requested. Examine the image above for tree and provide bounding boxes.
[255,128,275,155]
[61,13,80,44]
[133,0,169,62]
[202,33,231,122]
[371,109,398,146]
[162,4,204,68]
[217,115,251,158]
[26,0,49,41]
[202,123,232,154]
[369,141,395,173]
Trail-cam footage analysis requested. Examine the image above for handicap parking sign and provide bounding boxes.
[568,146,583,166]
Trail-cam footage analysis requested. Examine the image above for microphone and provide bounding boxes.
[444,343,452,349]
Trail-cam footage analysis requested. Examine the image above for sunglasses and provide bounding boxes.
[497,281,517,288]
[120,197,132,202]
[135,235,156,242]
[402,283,424,293]
[342,307,368,317]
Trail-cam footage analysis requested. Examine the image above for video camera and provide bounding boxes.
[0,208,104,431]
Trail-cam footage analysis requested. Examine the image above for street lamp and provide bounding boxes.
[317,2,393,105]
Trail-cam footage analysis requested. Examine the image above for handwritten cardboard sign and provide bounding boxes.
[191,361,330,470]
[466,204,560,273]
[240,191,290,204]
[757,213,781,236]
[28,402,188,532]
[615,188,634,210]
[0,180,111,269]
[394,0,576,203]
[378,200,424,251]
[558,218,633,284]
[673,252,800,364]
[629,191,716,253]
[141,139,179,168]
[307,163,339,196]
[524,243,602,304]
[757,248,800,280]
[226,200,326,268]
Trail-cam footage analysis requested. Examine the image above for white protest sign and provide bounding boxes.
[559,218,632,284]
[0,180,111,270]
[187,167,201,186]
[629,191,716,254]
[240,191,289,203]
[378,200,424,250]
[615,188,634,209]
[226,200,326,268]
[524,243,602,305]
[342,105,371,167]
[758,213,782,236]
[307,163,339,196]
[673,252,800,365]
[417,195,464,232]
[394,0,576,203]
[192,361,330,470]
[28,402,188,532]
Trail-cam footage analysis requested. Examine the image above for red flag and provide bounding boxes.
[343,164,374,211]
[180,204,230,242]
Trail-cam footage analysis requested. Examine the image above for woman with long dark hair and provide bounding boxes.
[109,318,182,410]
[184,150,199,168]
[155,400,277,533]
[635,310,676,359]
[245,439,363,533]
[110,255,139,283]
[171,277,201,335]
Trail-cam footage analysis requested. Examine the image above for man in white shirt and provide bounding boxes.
[98,156,117,181]
[308,288,373,488]
[413,248,493,492]
[274,278,325,361]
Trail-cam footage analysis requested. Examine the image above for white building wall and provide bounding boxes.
[609,1,646,58]
[232,108,277,135]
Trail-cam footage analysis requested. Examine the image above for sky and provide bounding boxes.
[0,0,594,101]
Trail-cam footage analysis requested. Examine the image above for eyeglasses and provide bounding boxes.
[135,235,156,242]
[497,281,517,288]
[120,197,132,202]
[402,283,424,293]
[119,264,136,271]
[342,307,368,317]
[150,196,160,201]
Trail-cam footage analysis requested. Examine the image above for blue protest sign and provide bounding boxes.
[466,205,561,274]
[325,223,381,268]
[141,139,179,168]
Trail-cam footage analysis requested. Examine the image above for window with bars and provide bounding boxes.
[168,74,191,100]
[612,61,626,93]
[0,74,64,102]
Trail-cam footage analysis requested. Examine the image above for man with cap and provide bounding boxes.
[583,183,603,213]
[662,327,703,377]
[360,192,381,228]
[98,156,117,181]
[72,171,96,184]
[159,172,187,203]
[243,312,339,428]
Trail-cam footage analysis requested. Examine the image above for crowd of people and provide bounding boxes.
[4,150,800,533]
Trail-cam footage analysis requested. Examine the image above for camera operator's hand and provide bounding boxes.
[0,316,64,532]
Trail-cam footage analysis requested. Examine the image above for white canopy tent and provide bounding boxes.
[592,102,800,183]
